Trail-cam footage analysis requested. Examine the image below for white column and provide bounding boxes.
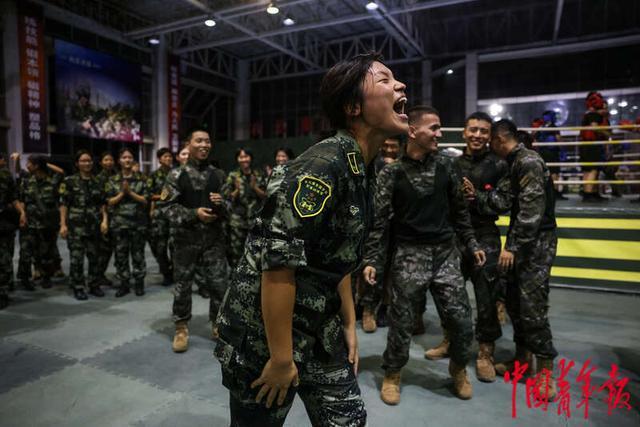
[421,59,432,106]
[234,60,250,141]
[153,34,168,152]
[465,52,478,116]
[2,0,23,155]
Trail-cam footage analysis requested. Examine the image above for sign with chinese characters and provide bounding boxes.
[18,3,47,152]
[168,55,181,153]
[54,39,142,142]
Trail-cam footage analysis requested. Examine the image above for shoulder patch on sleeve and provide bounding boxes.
[293,176,332,218]
[347,152,360,174]
[160,187,170,201]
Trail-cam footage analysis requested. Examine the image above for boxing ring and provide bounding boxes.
[441,124,640,294]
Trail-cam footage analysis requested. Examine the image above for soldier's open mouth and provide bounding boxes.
[394,97,408,120]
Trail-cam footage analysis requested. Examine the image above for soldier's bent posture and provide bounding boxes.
[215,53,408,426]
[59,150,108,300]
[106,148,149,297]
[482,119,559,399]
[158,129,229,352]
[363,106,485,404]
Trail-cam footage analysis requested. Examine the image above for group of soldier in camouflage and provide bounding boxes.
[0,53,560,426]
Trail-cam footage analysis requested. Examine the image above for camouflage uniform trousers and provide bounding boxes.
[507,230,558,359]
[66,229,99,291]
[0,231,15,296]
[17,227,58,281]
[383,239,473,371]
[96,231,114,282]
[460,229,503,343]
[112,228,147,285]
[148,215,172,278]
[172,231,229,323]
[222,353,366,427]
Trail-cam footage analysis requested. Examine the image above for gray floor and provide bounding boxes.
[1,243,639,427]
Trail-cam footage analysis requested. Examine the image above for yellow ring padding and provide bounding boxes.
[496,216,640,230]
[551,266,640,283]
[498,236,640,261]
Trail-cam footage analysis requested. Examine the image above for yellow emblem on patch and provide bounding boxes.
[160,188,169,201]
[347,152,360,175]
[293,176,332,218]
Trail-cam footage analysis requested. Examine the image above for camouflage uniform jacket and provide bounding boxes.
[0,169,19,233]
[363,153,479,274]
[105,172,149,230]
[147,167,171,220]
[59,174,105,235]
[20,172,62,230]
[216,130,375,367]
[222,168,267,228]
[477,144,556,254]
[454,150,508,234]
[157,159,228,236]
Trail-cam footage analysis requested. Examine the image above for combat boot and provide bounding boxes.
[495,345,533,377]
[380,371,401,405]
[476,342,496,382]
[73,288,88,301]
[535,357,557,400]
[425,331,450,360]
[0,294,9,310]
[362,307,377,333]
[41,277,53,289]
[172,321,189,353]
[211,324,219,340]
[134,281,145,296]
[21,279,35,291]
[449,360,473,400]
[88,285,105,297]
[115,282,130,298]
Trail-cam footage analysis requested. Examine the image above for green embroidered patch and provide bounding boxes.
[293,176,332,218]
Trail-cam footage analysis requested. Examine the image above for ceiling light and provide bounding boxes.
[618,100,628,107]
[266,2,279,14]
[494,116,502,121]
[607,97,615,105]
[633,106,638,110]
[610,109,619,115]
[366,1,379,11]
[446,68,453,75]
[283,17,295,26]
[148,38,160,45]
[204,19,216,27]
[489,103,503,116]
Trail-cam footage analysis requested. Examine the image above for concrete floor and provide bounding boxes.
[1,244,639,427]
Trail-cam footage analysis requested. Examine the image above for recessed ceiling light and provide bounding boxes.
[446,68,453,75]
[283,17,295,26]
[204,19,216,27]
[266,2,279,14]
[610,109,619,115]
[148,38,160,45]
[618,100,628,107]
[607,97,615,105]
[366,1,379,10]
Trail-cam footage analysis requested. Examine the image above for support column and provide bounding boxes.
[234,60,250,141]
[153,34,168,155]
[2,0,23,156]
[465,52,478,116]
[421,59,432,106]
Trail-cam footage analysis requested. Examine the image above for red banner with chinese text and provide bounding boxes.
[168,55,181,153]
[18,3,47,153]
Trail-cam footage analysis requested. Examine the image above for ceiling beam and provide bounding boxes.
[552,0,565,42]
[373,1,424,57]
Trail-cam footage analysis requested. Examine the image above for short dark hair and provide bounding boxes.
[235,147,253,162]
[118,147,135,159]
[320,52,384,130]
[99,151,114,161]
[274,147,295,160]
[74,149,92,165]
[516,130,534,149]
[407,105,439,125]
[27,155,48,171]
[464,111,493,128]
[156,147,172,159]
[491,119,518,140]
[184,128,209,143]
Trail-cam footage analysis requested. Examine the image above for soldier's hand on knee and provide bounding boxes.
[498,249,514,272]
[473,250,486,266]
[362,266,376,286]
[251,358,299,408]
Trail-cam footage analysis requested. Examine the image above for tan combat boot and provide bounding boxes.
[380,371,401,405]
[476,342,496,382]
[172,321,189,353]
[535,357,557,400]
[362,307,377,333]
[449,360,473,400]
[425,330,449,360]
[211,324,219,340]
[495,345,533,377]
